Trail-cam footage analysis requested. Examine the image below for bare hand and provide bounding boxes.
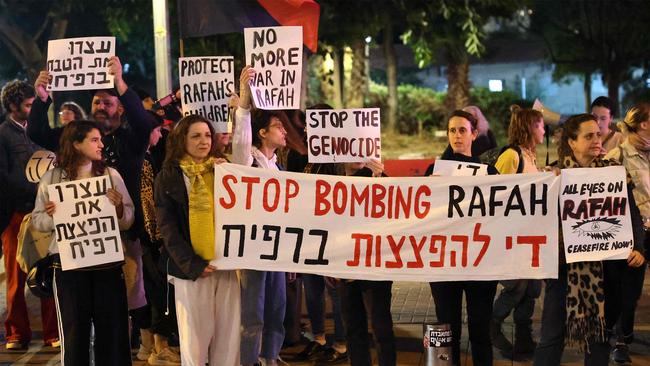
[201,264,217,277]
[107,56,127,95]
[45,201,56,217]
[238,66,255,110]
[106,188,124,217]
[214,158,227,165]
[34,70,51,102]
[366,159,384,177]
[627,250,645,268]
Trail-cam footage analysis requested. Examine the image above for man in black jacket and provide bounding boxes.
[0,80,59,349]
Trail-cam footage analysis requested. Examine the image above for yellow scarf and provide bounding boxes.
[179,156,216,260]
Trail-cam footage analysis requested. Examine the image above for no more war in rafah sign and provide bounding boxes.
[560,166,634,263]
[48,175,123,270]
[211,163,560,282]
[306,108,381,163]
[179,56,235,133]
[47,36,115,91]
[244,26,302,110]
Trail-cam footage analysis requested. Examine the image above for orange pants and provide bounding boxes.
[2,212,58,344]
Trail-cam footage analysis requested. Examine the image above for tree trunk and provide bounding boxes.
[583,71,592,112]
[331,47,345,109]
[383,20,398,134]
[347,39,367,108]
[444,55,470,112]
[605,72,620,116]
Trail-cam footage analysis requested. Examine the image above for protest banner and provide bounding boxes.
[431,159,488,176]
[306,108,381,163]
[46,36,115,91]
[25,150,56,183]
[559,166,634,263]
[48,175,123,270]
[179,56,235,133]
[212,163,560,282]
[244,26,302,110]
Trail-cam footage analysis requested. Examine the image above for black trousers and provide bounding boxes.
[142,245,177,337]
[339,280,396,366]
[616,231,649,342]
[429,281,498,366]
[53,266,131,366]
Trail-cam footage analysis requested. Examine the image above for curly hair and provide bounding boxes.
[1,80,35,113]
[164,114,225,166]
[56,120,106,180]
[557,113,597,162]
[619,103,650,134]
[507,105,543,148]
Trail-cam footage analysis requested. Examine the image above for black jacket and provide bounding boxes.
[0,118,42,213]
[28,88,155,237]
[154,163,208,280]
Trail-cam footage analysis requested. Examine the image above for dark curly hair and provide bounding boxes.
[1,80,35,113]
[164,114,225,166]
[251,109,290,147]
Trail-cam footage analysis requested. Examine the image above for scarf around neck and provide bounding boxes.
[561,155,619,350]
[179,156,216,261]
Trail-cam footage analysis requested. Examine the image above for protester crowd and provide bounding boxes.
[0,52,648,366]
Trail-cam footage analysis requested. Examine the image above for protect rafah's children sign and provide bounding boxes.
[432,160,488,177]
[306,108,381,163]
[179,56,235,133]
[212,163,560,282]
[244,26,302,110]
[560,166,634,263]
[48,176,124,270]
[46,36,115,91]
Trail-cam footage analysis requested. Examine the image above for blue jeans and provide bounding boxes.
[240,270,286,364]
[303,274,345,343]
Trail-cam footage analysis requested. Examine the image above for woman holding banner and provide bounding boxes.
[604,104,650,363]
[425,110,498,366]
[490,105,545,358]
[533,114,646,366]
[233,65,289,366]
[31,120,134,365]
[154,114,240,366]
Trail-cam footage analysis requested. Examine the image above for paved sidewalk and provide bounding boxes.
[1,262,649,365]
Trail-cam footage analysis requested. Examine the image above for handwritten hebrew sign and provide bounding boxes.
[48,176,124,270]
[47,36,115,91]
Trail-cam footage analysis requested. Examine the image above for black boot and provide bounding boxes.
[513,323,536,355]
[490,319,513,352]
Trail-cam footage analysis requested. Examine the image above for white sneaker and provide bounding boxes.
[135,343,153,361]
[148,347,181,365]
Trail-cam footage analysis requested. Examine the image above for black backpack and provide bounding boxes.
[479,145,524,174]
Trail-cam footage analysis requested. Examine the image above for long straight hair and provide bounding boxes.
[56,120,106,180]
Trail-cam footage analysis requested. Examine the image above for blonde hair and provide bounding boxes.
[619,103,650,134]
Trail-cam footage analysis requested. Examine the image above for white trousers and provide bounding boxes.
[174,270,241,366]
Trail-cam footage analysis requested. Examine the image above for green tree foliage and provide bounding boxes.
[531,0,650,109]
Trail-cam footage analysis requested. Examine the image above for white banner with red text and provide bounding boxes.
[211,164,560,282]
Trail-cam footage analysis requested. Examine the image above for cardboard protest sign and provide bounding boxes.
[212,163,560,282]
[560,166,634,263]
[48,176,123,270]
[179,56,235,133]
[306,108,381,163]
[25,150,56,183]
[244,26,302,110]
[431,159,488,176]
[46,36,115,91]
